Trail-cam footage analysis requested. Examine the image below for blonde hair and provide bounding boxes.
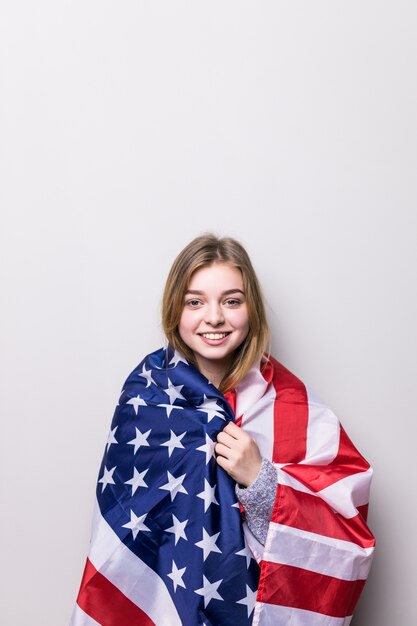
[161,233,270,393]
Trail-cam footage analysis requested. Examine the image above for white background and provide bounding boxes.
[1,2,416,625]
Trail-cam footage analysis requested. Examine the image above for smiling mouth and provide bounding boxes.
[199,332,231,340]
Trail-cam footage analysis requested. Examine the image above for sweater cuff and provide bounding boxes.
[235,457,277,545]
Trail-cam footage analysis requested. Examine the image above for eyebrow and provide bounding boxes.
[184,289,245,296]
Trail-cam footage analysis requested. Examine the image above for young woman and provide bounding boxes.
[71,234,375,626]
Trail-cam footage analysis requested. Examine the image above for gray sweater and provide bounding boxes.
[235,457,278,545]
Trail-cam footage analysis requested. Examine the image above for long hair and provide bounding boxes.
[161,233,270,394]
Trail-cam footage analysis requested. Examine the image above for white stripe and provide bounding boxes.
[235,360,269,417]
[253,602,353,626]
[264,522,374,581]
[276,466,317,495]
[304,389,340,464]
[88,499,182,626]
[319,468,373,518]
[276,466,372,519]
[237,367,276,460]
[70,603,101,626]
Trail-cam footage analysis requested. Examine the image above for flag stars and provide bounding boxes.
[161,430,186,457]
[157,403,184,418]
[159,471,188,501]
[236,584,257,617]
[195,529,222,561]
[196,433,216,464]
[236,544,253,569]
[167,561,187,592]
[127,428,151,454]
[98,465,116,492]
[106,426,118,452]
[197,478,219,512]
[127,394,147,415]
[138,364,156,388]
[164,378,186,404]
[122,510,151,540]
[196,396,225,422]
[169,350,189,367]
[166,515,188,545]
[195,575,224,608]
[124,467,149,495]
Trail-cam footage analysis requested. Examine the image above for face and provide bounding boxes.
[178,262,250,385]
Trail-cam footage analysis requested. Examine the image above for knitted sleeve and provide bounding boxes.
[235,457,277,545]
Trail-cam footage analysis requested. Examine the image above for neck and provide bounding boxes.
[195,357,229,389]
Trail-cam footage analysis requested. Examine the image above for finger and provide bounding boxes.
[223,421,241,437]
[223,422,252,444]
[215,454,232,472]
[216,431,236,448]
[214,442,236,459]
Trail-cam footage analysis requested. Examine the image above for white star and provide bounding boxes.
[195,528,222,561]
[195,575,223,608]
[127,394,147,415]
[127,428,151,454]
[124,467,149,495]
[197,478,219,512]
[169,350,189,367]
[196,396,225,422]
[98,465,116,492]
[157,403,184,418]
[164,378,186,404]
[161,430,186,457]
[138,364,155,388]
[159,471,188,501]
[236,584,257,617]
[236,543,253,568]
[122,510,151,540]
[167,560,187,592]
[231,501,240,508]
[196,433,216,464]
[106,426,118,451]
[166,514,188,545]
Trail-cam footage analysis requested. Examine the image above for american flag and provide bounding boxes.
[71,346,375,626]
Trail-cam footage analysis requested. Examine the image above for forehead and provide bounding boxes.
[187,262,243,290]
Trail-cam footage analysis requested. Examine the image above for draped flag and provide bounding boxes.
[71,345,374,626]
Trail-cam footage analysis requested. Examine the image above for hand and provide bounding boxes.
[215,421,262,487]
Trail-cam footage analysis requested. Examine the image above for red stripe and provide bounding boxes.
[223,388,236,415]
[282,426,371,491]
[224,388,243,425]
[272,485,375,548]
[269,357,309,463]
[357,503,369,522]
[77,558,156,626]
[257,562,365,618]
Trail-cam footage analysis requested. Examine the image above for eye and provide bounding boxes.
[185,299,202,307]
[224,298,241,306]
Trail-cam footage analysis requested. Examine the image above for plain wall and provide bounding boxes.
[1,2,416,625]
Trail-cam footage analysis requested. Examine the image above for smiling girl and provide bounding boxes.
[71,234,375,626]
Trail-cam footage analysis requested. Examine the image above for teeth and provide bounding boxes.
[201,333,228,340]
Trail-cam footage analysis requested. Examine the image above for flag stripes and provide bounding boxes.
[77,559,156,626]
[252,603,353,626]
[76,502,182,626]
[257,562,365,618]
[71,605,101,626]
[263,522,374,580]
[270,484,375,548]
[271,361,309,463]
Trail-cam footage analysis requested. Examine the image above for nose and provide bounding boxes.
[204,302,225,326]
